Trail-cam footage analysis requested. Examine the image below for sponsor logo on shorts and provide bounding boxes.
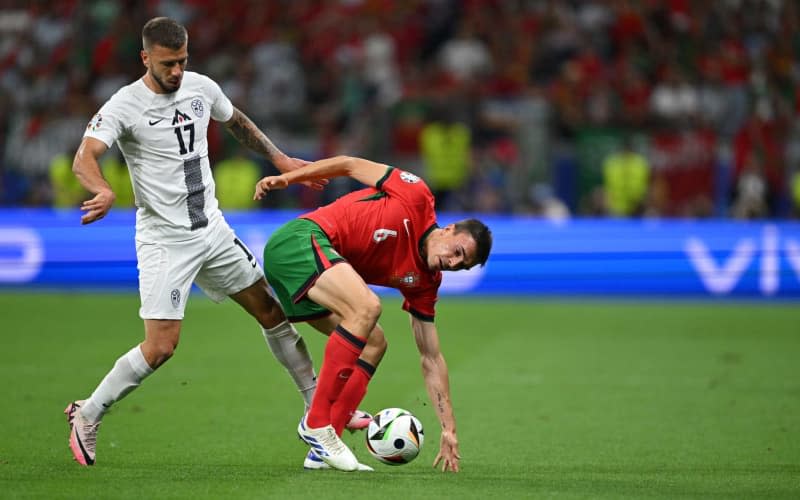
[170,289,181,308]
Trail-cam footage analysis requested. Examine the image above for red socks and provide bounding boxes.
[331,359,375,435]
[306,325,365,428]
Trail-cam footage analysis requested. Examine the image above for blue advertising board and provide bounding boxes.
[1,209,798,298]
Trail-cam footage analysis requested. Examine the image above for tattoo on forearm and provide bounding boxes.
[227,109,282,162]
[437,392,445,421]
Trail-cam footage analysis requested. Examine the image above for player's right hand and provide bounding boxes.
[433,429,461,472]
[80,189,115,225]
[254,176,289,200]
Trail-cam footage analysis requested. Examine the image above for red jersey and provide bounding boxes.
[301,167,441,320]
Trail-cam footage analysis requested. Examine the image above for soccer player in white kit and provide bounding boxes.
[64,17,369,467]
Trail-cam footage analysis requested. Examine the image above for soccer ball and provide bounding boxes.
[365,408,424,465]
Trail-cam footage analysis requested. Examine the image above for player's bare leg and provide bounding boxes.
[305,264,380,426]
[296,263,380,471]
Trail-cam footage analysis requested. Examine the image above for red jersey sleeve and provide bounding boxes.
[401,279,440,322]
[377,168,435,211]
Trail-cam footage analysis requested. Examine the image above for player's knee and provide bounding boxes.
[144,338,178,368]
[156,339,178,361]
[359,293,382,326]
[339,292,381,336]
[257,296,286,328]
[231,280,287,329]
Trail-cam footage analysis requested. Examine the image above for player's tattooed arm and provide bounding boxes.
[225,107,287,166]
[227,107,326,192]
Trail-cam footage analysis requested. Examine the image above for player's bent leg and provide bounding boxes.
[307,263,382,340]
[304,266,379,428]
[229,277,286,329]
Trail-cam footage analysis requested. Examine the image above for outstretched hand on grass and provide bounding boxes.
[433,430,460,472]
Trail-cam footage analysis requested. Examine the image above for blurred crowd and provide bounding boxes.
[2,0,800,218]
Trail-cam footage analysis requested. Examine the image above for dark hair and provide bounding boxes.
[142,17,187,51]
[454,218,492,267]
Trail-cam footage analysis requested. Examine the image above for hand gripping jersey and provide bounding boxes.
[301,167,441,320]
[83,71,234,242]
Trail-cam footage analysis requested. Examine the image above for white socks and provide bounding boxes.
[81,345,154,424]
[262,321,316,410]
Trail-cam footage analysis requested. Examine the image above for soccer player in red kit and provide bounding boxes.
[254,156,492,472]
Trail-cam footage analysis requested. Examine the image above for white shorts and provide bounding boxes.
[136,219,263,320]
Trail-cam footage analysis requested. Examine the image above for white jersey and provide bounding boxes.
[84,71,234,242]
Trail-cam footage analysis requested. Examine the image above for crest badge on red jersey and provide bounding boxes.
[399,171,420,184]
[391,271,420,288]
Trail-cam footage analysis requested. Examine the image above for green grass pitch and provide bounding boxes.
[1,292,798,499]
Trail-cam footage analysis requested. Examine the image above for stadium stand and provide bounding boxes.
[0,0,798,218]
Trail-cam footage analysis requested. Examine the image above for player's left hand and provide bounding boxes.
[253,176,289,200]
[433,430,460,472]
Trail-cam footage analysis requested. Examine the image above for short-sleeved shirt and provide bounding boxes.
[83,71,234,242]
[301,167,441,320]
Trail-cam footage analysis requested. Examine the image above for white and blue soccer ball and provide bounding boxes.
[365,408,424,465]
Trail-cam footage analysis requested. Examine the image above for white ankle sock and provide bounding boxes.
[82,345,154,424]
[262,321,316,410]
